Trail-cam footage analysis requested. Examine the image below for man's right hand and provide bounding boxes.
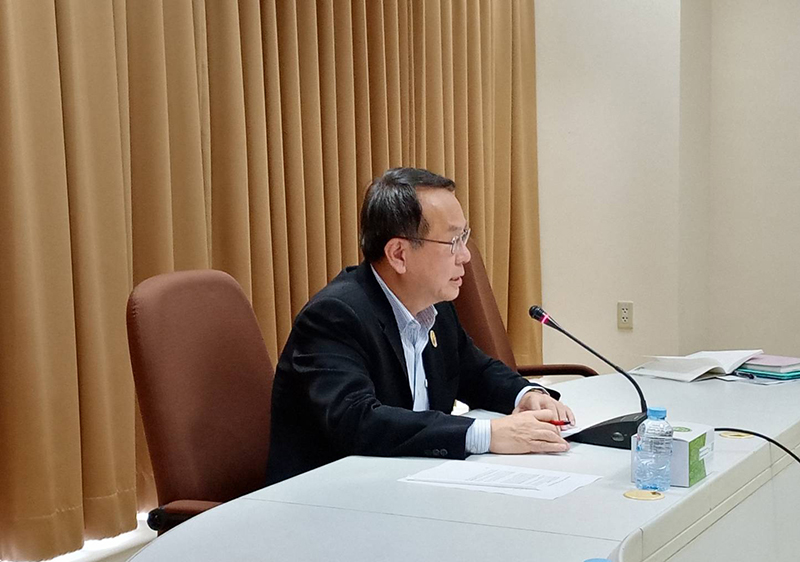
[489,410,570,454]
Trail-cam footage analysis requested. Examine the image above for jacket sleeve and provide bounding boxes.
[290,297,474,460]
[447,303,561,412]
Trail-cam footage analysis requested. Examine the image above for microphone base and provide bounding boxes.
[568,412,648,449]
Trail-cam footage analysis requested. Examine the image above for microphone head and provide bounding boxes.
[529,305,561,329]
[529,305,547,322]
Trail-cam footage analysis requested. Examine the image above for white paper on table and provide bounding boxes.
[560,425,583,437]
[400,460,601,500]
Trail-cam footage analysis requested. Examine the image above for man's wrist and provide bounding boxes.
[465,418,491,454]
[513,385,549,408]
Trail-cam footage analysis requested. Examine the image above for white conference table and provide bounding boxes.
[129,374,800,561]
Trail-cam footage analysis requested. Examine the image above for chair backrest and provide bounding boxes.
[127,270,274,507]
[453,238,518,371]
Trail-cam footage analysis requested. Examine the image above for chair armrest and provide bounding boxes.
[147,499,222,533]
[517,363,598,378]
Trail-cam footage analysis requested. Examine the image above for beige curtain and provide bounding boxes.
[0,1,542,559]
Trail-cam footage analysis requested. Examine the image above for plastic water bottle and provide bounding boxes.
[634,406,673,491]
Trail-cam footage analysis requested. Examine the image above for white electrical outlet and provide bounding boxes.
[617,301,633,329]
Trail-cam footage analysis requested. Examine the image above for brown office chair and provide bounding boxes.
[127,269,274,533]
[454,239,597,378]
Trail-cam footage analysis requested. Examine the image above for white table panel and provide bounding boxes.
[665,459,800,562]
[130,374,800,562]
[129,497,619,562]
[247,453,679,542]
[247,374,796,547]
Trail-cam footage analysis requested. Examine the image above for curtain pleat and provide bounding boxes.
[126,2,177,514]
[465,0,484,241]
[423,1,447,172]
[480,0,496,264]
[55,0,137,540]
[0,2,83,559]
[112,0,133,282]
[239,0,279,360]
[192,0,213,260]
[351,0,374,203]
[127,0,175,280]
[111,1,157,514]
[440,0,456,179]
[315,0,345,280]
[207,1,253,296]
[366,1,390,174]
[451,0,469,216]
[490,0,513,320]
[397,0,412,163]
[295,2,329,295]
[331,0,360,267]
[261,0,293,355]
[506,0,543,365]
[275,1,311,314]
[383,0,403,167]
[163,0,210,272]
[0,1,542,558]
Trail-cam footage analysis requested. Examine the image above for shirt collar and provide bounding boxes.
[370,265,437,334]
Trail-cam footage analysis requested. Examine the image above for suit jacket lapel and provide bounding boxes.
[356,262,410,391]
[423,338,448,412]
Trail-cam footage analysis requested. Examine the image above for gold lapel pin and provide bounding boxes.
[430,330,438,347]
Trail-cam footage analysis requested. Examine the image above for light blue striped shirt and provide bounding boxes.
[370,266,493,453]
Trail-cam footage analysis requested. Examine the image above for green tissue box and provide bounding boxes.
[631,422,714,488]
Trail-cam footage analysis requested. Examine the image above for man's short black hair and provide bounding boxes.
[360,167,456,263]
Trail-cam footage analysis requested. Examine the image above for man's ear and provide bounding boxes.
[383,238,408,274]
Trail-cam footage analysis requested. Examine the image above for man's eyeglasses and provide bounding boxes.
[405,227,471,255]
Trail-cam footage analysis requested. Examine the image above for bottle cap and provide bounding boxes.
[647,406,667,419]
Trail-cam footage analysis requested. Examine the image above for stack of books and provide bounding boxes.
[735,354,800,380]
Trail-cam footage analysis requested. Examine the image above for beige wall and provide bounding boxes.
[535,0,799,371]
[707,0,800,356]
[678,0,712,355]
[535,1,681,372]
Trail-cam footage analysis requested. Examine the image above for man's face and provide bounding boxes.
[404,188,471,308]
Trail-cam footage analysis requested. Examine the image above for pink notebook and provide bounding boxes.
[743,354,800,373]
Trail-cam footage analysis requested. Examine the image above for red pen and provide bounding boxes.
[548,420,572,427]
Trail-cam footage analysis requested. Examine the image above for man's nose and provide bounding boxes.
[456,243,471,265]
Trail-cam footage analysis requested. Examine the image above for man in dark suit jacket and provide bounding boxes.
[266,168,574,485]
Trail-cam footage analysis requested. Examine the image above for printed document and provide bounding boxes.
[401,460,600,500]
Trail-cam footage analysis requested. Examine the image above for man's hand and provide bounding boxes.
[489,410,570,454]
[514,389,575,426]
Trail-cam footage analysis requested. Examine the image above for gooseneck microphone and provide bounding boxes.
[530,307,800,465]
[530,306,647,412]
[529,305,648,449]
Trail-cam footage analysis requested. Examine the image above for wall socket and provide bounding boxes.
[617,301,633,329]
